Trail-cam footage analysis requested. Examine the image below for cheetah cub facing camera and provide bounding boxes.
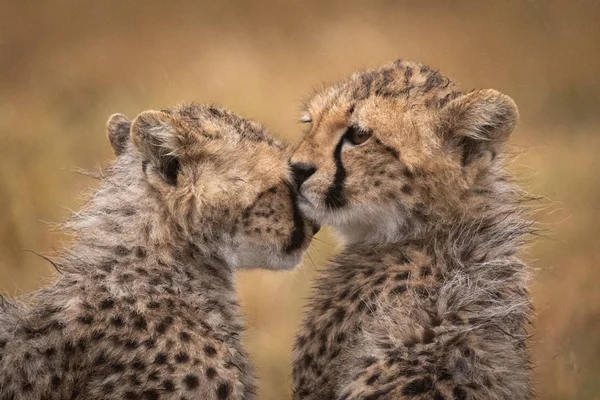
[291,60,533,399]
[0,104,317,400]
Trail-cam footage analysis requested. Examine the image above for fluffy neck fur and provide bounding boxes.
[347,159,533,336]
[1,151,241,338]
[62,149,236,277]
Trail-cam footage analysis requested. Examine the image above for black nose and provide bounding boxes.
[290,162,316,189]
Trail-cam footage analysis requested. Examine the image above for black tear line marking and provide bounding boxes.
[324,134,348,209]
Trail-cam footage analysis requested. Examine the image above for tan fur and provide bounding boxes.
[291,60,533,399]
[0,104,315,399]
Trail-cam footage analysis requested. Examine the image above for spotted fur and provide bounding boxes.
[291,60,533,399]
[0,103,316,399]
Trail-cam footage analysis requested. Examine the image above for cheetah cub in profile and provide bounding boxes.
[0,104,317,400]
[291,60,533,399]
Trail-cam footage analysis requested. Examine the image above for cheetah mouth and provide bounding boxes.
[284,184,313,254]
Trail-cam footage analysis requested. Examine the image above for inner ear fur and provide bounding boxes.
[106,113,131,156]
[130,110,184,186]
[439,89,519,166]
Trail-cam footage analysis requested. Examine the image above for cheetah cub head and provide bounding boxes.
[290,60,518,244]
[106,103,317,270]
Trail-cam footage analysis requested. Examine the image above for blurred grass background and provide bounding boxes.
[0,1,599,399]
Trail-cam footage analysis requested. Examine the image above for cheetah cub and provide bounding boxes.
[0,104,317,400]
[291,60,533,399]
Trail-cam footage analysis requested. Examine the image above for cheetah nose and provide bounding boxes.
[312,223,321,235]
[290,162,317,189]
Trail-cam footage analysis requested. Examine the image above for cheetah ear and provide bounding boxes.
[131,110,182,186]
[440,89,518,166]
[106,113,131,156]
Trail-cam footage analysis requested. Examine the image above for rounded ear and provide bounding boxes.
[106,113,131,156]
[439,89,519,166]
[130,110,182,186]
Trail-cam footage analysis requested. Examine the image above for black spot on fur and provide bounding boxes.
[437,369,453,381]
[154,353,168,364]
[142,389,159,400]
[132,359,146,371]
[111,316,125,328]
[63,341,76,355]
[337,287,351,300]
[175,351,190,363]
[179,331,191,342]
[334,308,346,323]
[183,374,200,390]
[217,382,231,399]
[434,391,447,400]
[204,345,217,357]
[163,379,176,392]
[373,274,387,286]
[206,367,217,379]
[124,339,139,350]
[156,316,174,334]
[363,268,376,277]
[453,386,467,400]
[43,347,56,357]
[77,315,94,325]
[114,245,130,256]
[395,271,410,281]
[147,301,160,309]
[111,362,125,373]
[134,246,147,258]
[103,381,115,394]
[401,184,413,195]
[422,328,436,344]
[99,299,115,309]
[303,354,313,368]
[390,284,408,295]
[51,375,61,389]
[402,377,434,395]
[134,315,148,331]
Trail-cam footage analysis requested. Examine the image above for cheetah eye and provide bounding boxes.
[299,113,312,124]
[345,125,372,146]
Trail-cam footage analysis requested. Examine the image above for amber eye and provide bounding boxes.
[345,125,372,146]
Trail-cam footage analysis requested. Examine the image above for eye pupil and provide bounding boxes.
[346,126,372,145]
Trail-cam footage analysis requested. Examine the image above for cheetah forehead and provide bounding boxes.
[303,59,462,118]
[164,103,285,149]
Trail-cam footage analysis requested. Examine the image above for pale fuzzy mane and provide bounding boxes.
[356,158,538,398]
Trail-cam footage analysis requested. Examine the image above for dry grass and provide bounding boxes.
[1,1,599,399]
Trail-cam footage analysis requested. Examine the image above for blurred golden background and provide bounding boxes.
[0,1,598,399]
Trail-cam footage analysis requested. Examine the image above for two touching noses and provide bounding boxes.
[289,162,316,191]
